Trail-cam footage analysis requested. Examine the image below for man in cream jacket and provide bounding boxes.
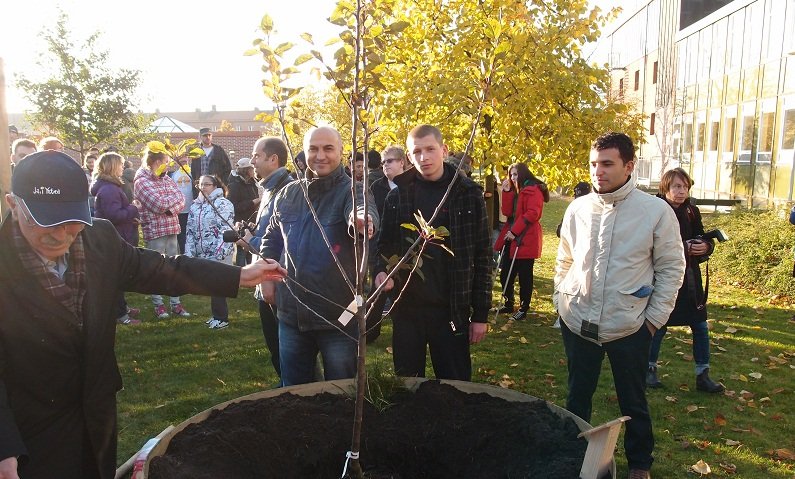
[555,132,685,479]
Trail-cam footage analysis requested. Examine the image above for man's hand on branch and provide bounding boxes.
[350,213,375,239]
[374,272,394,292]
[239,258,286,287]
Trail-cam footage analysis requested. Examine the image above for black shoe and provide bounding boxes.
[646,366,663,389]
[696,369,725,393]
[496,305,513,314]
[510,310,527,321]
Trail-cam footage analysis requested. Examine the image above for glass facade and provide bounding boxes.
[675,0,795,205]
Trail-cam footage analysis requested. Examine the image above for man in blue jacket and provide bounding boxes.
[260,127,378,386]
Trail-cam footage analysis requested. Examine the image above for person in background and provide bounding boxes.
[646,168,724,393]
[555,132,685,479]
[90,152,141,325]
[169,155,193,254]
[185,175,236,330]
[0,150,286,479]
[10,138,36,168]
[493,162,549,321]
[366,149,384,186]
[556,181,591,237]
[190,127,231,194]
[121,160,136,204]
[351,152,365,182]
[293,150,307,176]
[134,142,192,319]
[37,136,64,152]
[226,157,260,266]
[242,136,294,379]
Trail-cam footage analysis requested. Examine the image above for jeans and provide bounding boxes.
[278,321,357,386]
[235,245,251,266]
[392,309,472,381]
[145,235,182,306]
[648,321,710,375]
[259,301,280,377]
[561,321,654,471]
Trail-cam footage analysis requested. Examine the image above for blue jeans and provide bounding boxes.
[561,321,654,471]
[278,321,357,386]
[648,321,710,375]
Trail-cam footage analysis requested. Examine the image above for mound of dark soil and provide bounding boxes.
[149,381,606,479]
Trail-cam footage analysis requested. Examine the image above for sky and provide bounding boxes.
[1,0,628,115]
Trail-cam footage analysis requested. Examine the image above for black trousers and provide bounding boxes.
[499,253,535,310]
[392,311,471,381]
[561,321,654,471]
[258,300,280,377]
[210,296,228,321]
[176,213,189,254]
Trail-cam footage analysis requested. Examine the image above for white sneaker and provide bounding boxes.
[208,319,229,329]
[205,318,214,325]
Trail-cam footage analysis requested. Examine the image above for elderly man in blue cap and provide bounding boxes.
[0,151,285,479]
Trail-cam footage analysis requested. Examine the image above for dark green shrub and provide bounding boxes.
[704,208,795,298]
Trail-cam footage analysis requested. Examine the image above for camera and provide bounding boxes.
[222,224,254,243]
[697,229,729,243]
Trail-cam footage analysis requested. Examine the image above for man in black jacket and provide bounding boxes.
[0,151,285,479]
[375,125,492,381]
[190,127,231,196]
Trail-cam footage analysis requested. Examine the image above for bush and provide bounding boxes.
[704,208,795,298]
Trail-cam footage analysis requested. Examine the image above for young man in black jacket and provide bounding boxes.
[375,125,492,381]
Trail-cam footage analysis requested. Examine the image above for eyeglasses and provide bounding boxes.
[199,182,216,187]
[381,158,401,165]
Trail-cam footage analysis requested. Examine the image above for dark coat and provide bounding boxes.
[190,144,231,197]
[0,218,241,479]
[226,173,260,223]
[493,183,545,259]
[377,164,493,328]
[659,195,713,326]
[90,177,139,246]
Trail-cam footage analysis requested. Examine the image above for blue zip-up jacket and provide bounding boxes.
[261,165,379,331]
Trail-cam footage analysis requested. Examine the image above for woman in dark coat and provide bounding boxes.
[493,162,549,321]
[646,168,724,393]
[90,152,141,324]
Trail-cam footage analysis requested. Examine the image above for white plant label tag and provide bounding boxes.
[338,299,358,326]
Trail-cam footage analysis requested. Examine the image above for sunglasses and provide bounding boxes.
[381,158,402,165]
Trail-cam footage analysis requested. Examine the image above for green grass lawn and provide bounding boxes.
[116,197,795,478]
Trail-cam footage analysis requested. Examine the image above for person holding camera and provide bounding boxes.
[646,168,724,393]
[185,175,236,329]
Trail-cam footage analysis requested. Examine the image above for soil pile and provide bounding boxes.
[148,381,603,479]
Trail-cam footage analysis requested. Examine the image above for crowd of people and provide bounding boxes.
[3,124,731,479]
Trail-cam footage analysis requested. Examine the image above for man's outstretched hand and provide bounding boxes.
[239,258,287,287]
[0,457,19,479]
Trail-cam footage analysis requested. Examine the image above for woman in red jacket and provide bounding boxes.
[493,162,549,320]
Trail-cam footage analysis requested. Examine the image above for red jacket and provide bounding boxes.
[493,184,545,259]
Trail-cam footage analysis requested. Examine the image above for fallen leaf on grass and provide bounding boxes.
[768,356,788,365]
[714,414,727,426]
[686,404,700,413]
[386,346,393,354]
[719,463,737,474]
[665,396,678,403]
[716,346,727,352]
[748,372,762,379]
[725,326,738,334]
[769,448,795,461]
[509,363,519,368]
[738,374,748,382]
[519,337,528,344]
[216,378,226,386]
[724,439,741,446]
[691,459,711,474]
[498,379,514,388]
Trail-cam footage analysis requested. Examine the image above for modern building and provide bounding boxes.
[595,0,795,206]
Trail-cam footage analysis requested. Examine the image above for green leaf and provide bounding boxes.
[274,42,295,56]
[299,32,313,44]
[401,223,418,232]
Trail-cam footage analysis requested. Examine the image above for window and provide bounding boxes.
[741,114,755,151]
[652,61,658,84]
[650,113,656,135]
[684,123,694,153]
[709,120,720,151]
[723,117,736,152]
[696,121,706,152]
[619,78,624,96]
[634,70,640,90]
[783,108,795,150]
[759,111,775,152]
